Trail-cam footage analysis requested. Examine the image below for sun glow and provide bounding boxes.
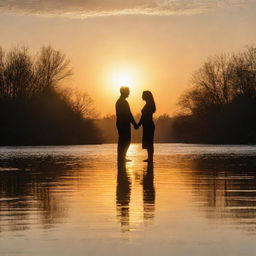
[110,67,138,90]
[104,62,147,109]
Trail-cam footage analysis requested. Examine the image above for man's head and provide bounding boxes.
[120,86,130,98]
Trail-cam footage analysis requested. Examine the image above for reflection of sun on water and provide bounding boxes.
[126,144,145,229]
[127,144,138,157]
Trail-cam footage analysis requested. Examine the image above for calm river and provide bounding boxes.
[0,144,256,255]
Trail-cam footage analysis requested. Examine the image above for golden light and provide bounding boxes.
[109,67,137,90]
[103,62,148,110]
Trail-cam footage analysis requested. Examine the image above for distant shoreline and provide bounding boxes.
[1,142,256,147]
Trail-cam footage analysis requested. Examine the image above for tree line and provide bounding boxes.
[1,45,255,145]
[0,46,101,145]
[171,46,256,144]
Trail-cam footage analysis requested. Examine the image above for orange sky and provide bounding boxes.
[0,1,256,116]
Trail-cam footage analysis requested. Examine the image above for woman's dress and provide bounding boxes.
[141,105,155,150]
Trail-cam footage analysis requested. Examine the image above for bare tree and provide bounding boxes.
[232,46,256,96]
[35,46,73,91]
[62,88,98,119]
[0,47,4,98]
[0,46,73,99]
[180,48,256,115]
[1,47,34,99]
[0,45,102,146]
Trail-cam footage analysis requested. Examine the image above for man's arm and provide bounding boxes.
[128,103,137,127]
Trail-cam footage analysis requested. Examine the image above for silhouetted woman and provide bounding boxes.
[138,91,156,162]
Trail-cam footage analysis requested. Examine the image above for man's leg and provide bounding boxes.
[117,127,127,162]
[117,126,131,161]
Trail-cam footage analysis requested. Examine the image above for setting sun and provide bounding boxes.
[102,63,148,113]
[109,67,138,90]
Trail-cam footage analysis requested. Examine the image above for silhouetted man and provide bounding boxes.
[116,86,137,162]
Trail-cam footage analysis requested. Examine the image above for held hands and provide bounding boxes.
[133,123,140,130]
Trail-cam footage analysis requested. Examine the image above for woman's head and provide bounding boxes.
[142,90,156,113]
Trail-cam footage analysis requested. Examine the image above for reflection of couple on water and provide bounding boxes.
[116,160,155,232]
[116,86,156,162]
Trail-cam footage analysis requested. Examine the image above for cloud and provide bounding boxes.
[0,0,253,17]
